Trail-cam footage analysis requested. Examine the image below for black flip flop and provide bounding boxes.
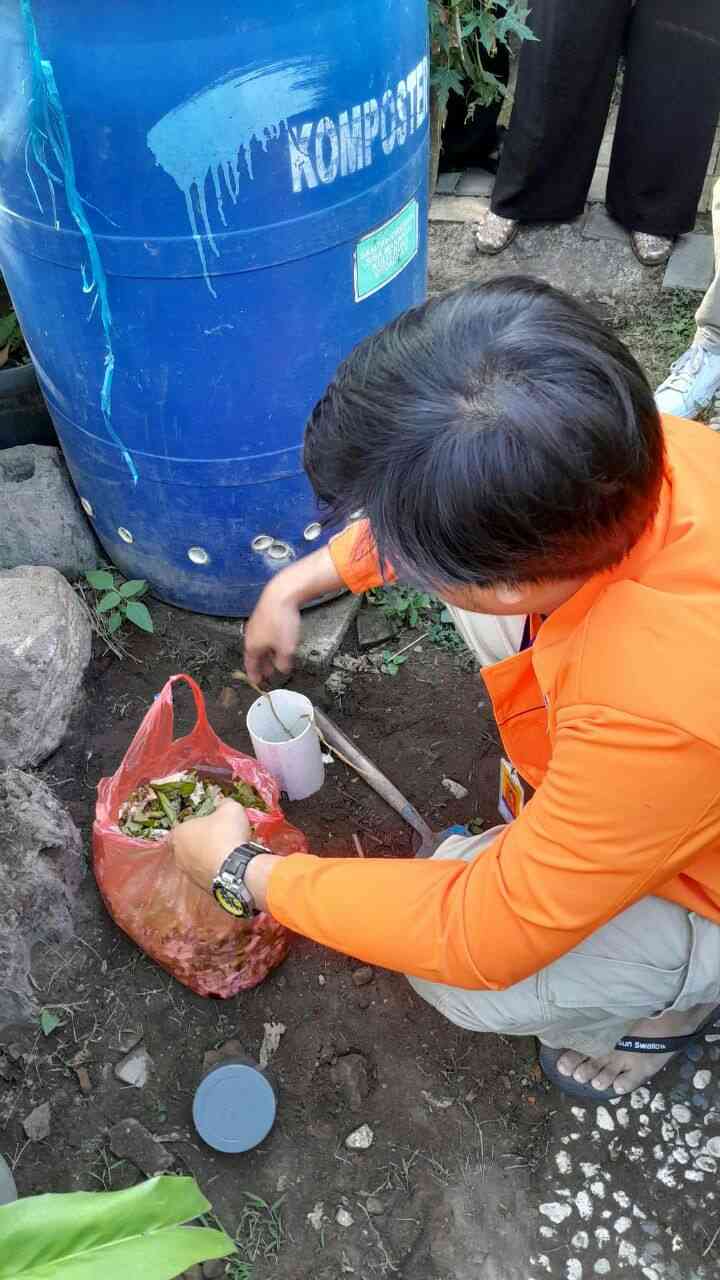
[539,1003,720,1103]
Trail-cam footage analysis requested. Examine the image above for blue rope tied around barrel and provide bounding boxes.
[19,0,138,485]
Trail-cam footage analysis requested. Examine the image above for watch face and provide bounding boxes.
[213,877,251,918]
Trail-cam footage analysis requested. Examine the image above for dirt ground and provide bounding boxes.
[2,606,720,1280]
[2,224,720,1279]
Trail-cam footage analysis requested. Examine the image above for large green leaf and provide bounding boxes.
[85,570,115,591]
[0,1175,235,1280]
[0,312,19,348]
[125,601,154,633]
[97,591,122,613]
[118,580,147,599]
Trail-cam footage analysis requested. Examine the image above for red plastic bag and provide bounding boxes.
[93,674,307,997]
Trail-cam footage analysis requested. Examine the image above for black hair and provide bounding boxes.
[304,276,664,589]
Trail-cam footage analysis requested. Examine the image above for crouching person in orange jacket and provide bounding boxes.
[172,276,720,1103]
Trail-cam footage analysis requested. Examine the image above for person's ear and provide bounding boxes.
[494,583,525,606]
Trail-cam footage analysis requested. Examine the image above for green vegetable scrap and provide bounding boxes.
[119,770,267,840]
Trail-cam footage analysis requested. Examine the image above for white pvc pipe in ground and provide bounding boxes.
[246,690,324,801]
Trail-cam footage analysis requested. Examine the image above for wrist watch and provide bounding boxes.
[211,841,268,918]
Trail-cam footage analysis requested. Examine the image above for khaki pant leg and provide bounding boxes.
[444,607,526,666]
[696,176,720,347]
[406,831,720,1057]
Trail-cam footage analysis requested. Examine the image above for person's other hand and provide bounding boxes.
[244,582,300,685]
[170,798,251,894]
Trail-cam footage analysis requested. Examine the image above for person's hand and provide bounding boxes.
[244,581,301,685]
[243,546,345,685]
[170,798,251,894]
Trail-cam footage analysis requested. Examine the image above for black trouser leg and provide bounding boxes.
[492,0,631,222]
[607,0,720,236]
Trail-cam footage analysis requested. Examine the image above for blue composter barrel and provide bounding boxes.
[0,1,428,614]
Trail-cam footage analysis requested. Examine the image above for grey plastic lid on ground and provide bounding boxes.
[192,1061,277,1154]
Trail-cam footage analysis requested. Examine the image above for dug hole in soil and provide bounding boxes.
[0,605,549,1279]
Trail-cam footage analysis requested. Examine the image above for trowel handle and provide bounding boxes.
[314,708,434,847]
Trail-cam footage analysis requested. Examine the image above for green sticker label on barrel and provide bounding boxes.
[354,200,419,302]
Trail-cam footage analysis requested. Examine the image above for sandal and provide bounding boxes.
[539,1002,720,1102]
[474,210,519,256]
[630,231,674,267]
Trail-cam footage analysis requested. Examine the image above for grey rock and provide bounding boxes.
[0,566,92,768]
[202,1262,227,1279]
[356,609,393,650]
[23,1101,50,1141]
[663,233,715,292]
[108,1118,173,1177]
[351,966,374,987]
[442,777,468,800]
[116,1027,144,1054]
[331,1053,370,1111]
[581,205,628,243]
[0,1153,17,1206]
[345,1123,374,1150]
[114,1046,153,1088]
[455,168,495,198]
[181,1269,204,1280]
[0,768,84,1030]
[366,1196,384,1216]
[0,446,99,578]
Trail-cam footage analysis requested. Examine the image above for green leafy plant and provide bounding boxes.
[380,648,410,677]
[0,309,27,368]
[227,1193,285,1276]
[0,1174,235,1279]
[429,0,538,117]
[39,1009,62,1037]
[368,586,466,655]
[85,568,154,637]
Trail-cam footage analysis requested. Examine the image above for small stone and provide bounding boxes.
[345,1123,374,1150]
[182,1268,203,1280]
[356,994,371,1010]
[307,1202,325,1232]
[693,1070,711,1090]
[318,974,326,986]
[356,609,393,649]
[23,1101,50,1141]
[351,966,373,988]
[109,1118,173,1177]
[366,1197,384,1216]
[331,1053,370,1111]
[336,1207,354,1228]
[114,1046,153,1088]
[218,686,239,709]
[75,1067,92,1095]
[442,777,468,800]
[202,1262,227,1280]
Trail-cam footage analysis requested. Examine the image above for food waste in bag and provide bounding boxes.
[94,674,308,997]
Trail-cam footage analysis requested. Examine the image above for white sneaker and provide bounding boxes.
[654,342,720,419]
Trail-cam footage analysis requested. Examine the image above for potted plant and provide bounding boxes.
[0,288,57,450]
[0,1173,236,1278]
[429,0,538,191]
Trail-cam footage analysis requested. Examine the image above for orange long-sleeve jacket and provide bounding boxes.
[268,417,720,990]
